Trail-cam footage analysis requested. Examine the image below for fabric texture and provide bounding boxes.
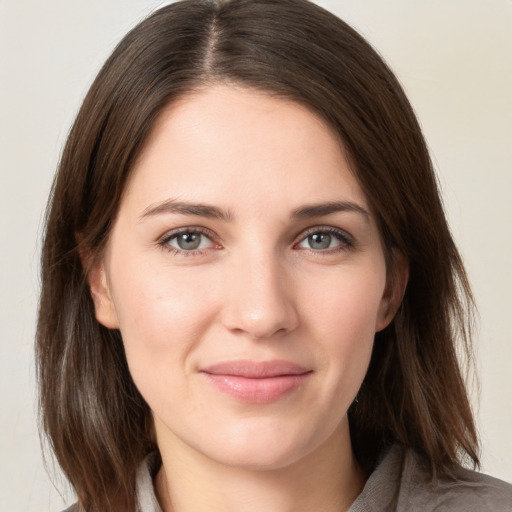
[348,445,512,511]
[62,444,512,511]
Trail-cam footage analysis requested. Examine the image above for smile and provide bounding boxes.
[200,360,313,404]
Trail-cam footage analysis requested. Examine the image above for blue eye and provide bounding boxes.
[297,229,352,251]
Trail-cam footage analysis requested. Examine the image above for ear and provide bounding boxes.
[375,250,409,332]
[86,256,120,329]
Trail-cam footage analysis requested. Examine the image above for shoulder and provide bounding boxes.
[60,505,78,512]
[57,452,162,512]
[351,445,512,512]
[399,448,512,511]
[432,466,512,511]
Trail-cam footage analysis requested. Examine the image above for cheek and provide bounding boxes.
[302,265,386,386]
[107,253,218,381]
[305,264,386,339]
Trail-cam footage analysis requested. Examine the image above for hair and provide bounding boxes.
[36,0,479,510]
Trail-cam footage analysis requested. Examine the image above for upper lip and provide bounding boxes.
[201,360,311,378]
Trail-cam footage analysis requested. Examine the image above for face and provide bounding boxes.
[90,85,402,471]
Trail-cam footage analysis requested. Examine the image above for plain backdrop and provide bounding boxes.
[1,0,511,510]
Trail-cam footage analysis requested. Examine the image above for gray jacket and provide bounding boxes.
[62,444,512,511]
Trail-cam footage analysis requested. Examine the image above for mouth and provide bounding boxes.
[200,360,312,404]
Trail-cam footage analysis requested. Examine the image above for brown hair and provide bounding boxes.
[36,0,479,510]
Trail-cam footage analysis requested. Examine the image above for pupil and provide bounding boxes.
[309,233,331,249]
[177,233,201,250]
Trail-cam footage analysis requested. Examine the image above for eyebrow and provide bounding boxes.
[140,199,233,222]
[139,199,369,222]
[291,201,370,220]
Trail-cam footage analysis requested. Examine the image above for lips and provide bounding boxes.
[200,360,312,403]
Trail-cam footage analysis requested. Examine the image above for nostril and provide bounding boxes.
[222,302,299,340]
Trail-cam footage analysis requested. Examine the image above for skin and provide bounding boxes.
[89,85,407,512]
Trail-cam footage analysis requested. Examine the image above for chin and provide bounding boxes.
[195,421,329,472]
[209,444,306,472]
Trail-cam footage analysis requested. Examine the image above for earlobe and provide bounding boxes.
[375,251,409,332]
[87,258,120,329]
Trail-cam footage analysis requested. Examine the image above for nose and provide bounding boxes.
[221,250,299,340]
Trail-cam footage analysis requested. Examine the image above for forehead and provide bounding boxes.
[122,85,368,216]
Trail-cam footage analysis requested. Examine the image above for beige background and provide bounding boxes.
[1,0,510,509]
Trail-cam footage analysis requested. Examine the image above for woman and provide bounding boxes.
[36,0,512,511]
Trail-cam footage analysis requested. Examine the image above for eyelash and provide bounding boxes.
[294,226,355,254]
[157,226,354,256]
[158,227,220,257]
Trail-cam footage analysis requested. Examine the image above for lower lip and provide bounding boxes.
[201,373,311,404]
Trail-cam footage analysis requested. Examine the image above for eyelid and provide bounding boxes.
[156,224,355,256]
[159,225,216,241]
[158,226,222,254]
[293,225,355,251]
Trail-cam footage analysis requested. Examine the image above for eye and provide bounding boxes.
[296,228,353,252]
[161,229,218,253]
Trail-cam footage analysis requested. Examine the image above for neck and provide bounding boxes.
[154,421,365,512]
